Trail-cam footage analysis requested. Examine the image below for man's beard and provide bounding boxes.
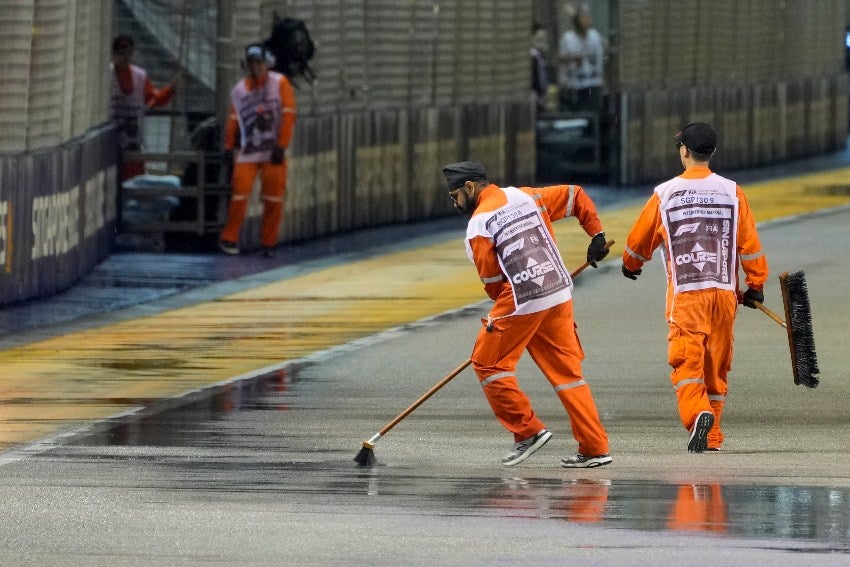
[454,201,475,217]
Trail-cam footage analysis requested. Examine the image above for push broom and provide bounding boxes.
[354,240,615,466]
[752,271,820,388]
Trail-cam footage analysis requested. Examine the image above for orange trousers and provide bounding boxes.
[667,484,727,533]
[666,286,737,449]
[471,300,609,457]
[220,160,287,248]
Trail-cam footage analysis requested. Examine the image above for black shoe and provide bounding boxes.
[688,411,714,453]
[501,429,552,466]
[260,246,275,258]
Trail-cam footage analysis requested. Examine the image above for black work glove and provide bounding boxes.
[586,233,609,268]
[622,264,642,280]
[741,288,764,309]
[270,145,284,165]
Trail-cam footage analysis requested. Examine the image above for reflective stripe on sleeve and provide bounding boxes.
[532,192,547,214]
[480,274,504,284]
[554,379,587,392]
[566,185,576,217]
[480,372,514,387]
[625,246,651,263]
[739,250,764,261]
[708,394,726,401]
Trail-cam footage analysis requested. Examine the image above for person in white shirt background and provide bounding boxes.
[557,6,606,113]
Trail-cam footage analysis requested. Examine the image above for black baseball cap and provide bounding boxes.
[674,122,717,155]
[442,161,487,189]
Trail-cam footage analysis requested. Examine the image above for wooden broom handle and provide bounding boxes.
[378,358,472,436]
[754,300,787,328]
[571,239,616,279]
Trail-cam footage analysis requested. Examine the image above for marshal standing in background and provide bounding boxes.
[110,34,176,182]
[218,43,297,257]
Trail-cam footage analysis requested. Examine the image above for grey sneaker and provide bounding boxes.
[560,453,612,468]
[501,429,552,466]
[688,410,714,453]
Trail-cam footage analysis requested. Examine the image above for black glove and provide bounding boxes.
[270,145,284,164]
[586,233,609,268]
[741,288,764,309]
[622,264,642,280]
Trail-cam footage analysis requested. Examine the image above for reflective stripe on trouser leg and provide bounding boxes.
[472,310,547,441]
[479,373,545,443]
[672,377,710,430]
[667,290,715,430]
[526,301,609,456]
[221,161,260,243]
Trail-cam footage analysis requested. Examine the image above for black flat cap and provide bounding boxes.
[442,161,487,189]
[675,123,717,155]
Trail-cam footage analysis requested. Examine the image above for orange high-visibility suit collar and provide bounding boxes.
[679,165,712,179]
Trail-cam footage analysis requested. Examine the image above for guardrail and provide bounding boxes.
[0,125,118,305]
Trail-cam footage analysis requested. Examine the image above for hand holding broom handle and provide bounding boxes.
[572,239,616,280]
[354,239,616,465]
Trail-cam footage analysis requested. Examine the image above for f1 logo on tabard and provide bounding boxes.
[673,222,701,237]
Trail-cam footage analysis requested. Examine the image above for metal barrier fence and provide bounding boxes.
[249,100,536,246]
[0,126,118,305]
[619,77,850,185]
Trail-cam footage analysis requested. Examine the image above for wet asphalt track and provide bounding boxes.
[1,172,850,564]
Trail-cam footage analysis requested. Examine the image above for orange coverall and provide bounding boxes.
[623,165,768,449]
[220,72,296,248]
[468,183,609,458]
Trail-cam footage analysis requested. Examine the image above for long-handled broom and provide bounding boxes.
[752,271,819,388]
[353,240,615,466]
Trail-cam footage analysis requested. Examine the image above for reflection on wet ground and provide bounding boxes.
[51,366,850,552]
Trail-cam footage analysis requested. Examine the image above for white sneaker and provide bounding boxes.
[560,453,612,468]
[501,429,552,466]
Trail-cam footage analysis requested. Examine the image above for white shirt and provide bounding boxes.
[558,28,605,90]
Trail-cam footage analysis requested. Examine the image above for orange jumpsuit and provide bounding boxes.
[466,183,609,457]
[220,71,296,248]
[623,165,768,449]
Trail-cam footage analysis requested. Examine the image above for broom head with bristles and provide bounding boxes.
[779,271,820,388]
[353,440,377,466]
